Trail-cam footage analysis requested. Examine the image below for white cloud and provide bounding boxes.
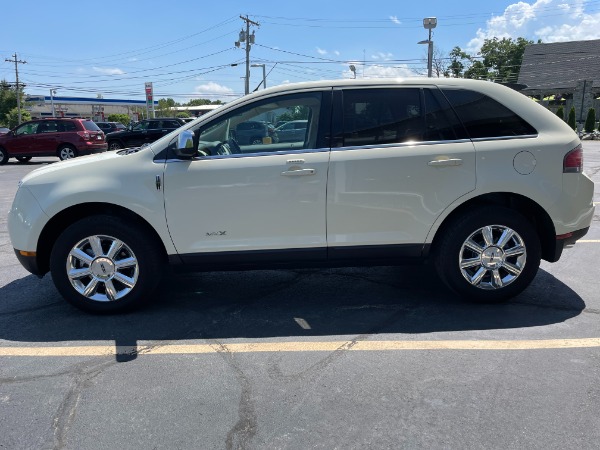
[334,50,340,56]
[344,62,416,79]
[466,0,600,52]
[193,81,235,101]
[390,15,401,25]
[371,52,394,61]
[316,47,328,55]
[92,67,125,75]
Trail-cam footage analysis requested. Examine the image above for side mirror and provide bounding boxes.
[173,130,197,158]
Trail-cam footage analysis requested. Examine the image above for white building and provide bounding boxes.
[25,95,158,122]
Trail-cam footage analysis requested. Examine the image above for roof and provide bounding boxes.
[517,39,600,93]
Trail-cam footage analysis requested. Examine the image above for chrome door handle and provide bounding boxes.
[428,158,463,167]
[281,168,316,177]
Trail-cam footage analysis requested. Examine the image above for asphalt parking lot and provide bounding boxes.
[1,145,599,450]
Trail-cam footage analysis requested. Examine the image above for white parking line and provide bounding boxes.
[1,338,600,357]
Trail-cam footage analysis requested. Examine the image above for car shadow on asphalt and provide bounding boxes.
[0,266,587,362]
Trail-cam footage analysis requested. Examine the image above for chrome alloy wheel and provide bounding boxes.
[459,225,527,290]
[66,235,139,302]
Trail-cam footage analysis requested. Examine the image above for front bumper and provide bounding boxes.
[13,249,44,277]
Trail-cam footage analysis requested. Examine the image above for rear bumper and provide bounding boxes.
[551,226,590,262]
[80,143,108,155]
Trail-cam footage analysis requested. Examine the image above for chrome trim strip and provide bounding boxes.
[470,134,538,143]
[164,147,330,163]
[332,139,473,152]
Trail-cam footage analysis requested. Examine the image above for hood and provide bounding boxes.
[20,147,152,185]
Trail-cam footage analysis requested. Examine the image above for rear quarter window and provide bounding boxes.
[82,121,101,131]
[441,89,537,139]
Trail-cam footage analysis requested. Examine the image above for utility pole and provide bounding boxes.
[235,15,259,95]
[5,53,27,124]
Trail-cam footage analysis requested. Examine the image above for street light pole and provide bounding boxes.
[50,89,57,117]
[419,17,437,78]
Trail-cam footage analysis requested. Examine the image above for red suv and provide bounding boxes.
[0,118,107,164]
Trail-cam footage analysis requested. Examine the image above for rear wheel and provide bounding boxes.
[434,206,541,303]
[16,156,32,163]
[0,147,8,165]
[50,215,164,313]
[58,145,78,160]
[108,140,123,150]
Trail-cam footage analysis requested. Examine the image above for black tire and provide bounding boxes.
[0,147,8,165]
[58,145,78,160]
[434,206,541,303]
[16,156,32,163]
[108,140,123,150]
[50,215,164,313]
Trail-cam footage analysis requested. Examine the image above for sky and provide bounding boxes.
[1,0,599,103]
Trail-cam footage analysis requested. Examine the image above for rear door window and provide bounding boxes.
[441,89,537,139]
[341,88,425,147]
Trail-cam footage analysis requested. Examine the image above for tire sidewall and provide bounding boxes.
[50,215,162,313]
[435,207,541,302]
[0,147,8,165]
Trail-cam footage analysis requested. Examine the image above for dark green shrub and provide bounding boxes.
[555,106,564,121]
[567,106,576,130]
[584,108,596,133]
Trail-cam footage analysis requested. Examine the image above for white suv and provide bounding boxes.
[8,79,595,313]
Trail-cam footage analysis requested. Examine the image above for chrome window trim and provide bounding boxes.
[470,134,538,143]
[331,139,473,152]
[164,147,330,163]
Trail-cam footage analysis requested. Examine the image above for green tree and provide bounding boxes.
[584,108,596,133]
[276,105,310,123]
[446,47,471,78]
[186,99,211,106]
[176,111,190,118]
[186,98,223,106]
[5,108,31,128]
[107,113,131,126]
[567,106,577,130]
[156,98,179,117]
[447,37,537,82]
[0,80,18,127]
[555,106,564,121]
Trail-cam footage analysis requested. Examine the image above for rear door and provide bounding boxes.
[327,86,476,259]
[33,120,60,154]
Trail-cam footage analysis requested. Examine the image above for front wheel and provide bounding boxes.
[58,145,78,160]
[0,147,8,165]
[434,206,541,303]
[50,215,164,313]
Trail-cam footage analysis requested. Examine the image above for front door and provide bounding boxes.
[163,91,331,266]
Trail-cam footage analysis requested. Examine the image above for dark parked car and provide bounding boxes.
[0,118,107,164]
[95,121,127,133]
[234,121,278,145]
[105,118,185,150]
[275,120,308,142]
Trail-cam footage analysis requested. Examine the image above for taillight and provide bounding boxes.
[563,144,583,173]
[77,131,91,140]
